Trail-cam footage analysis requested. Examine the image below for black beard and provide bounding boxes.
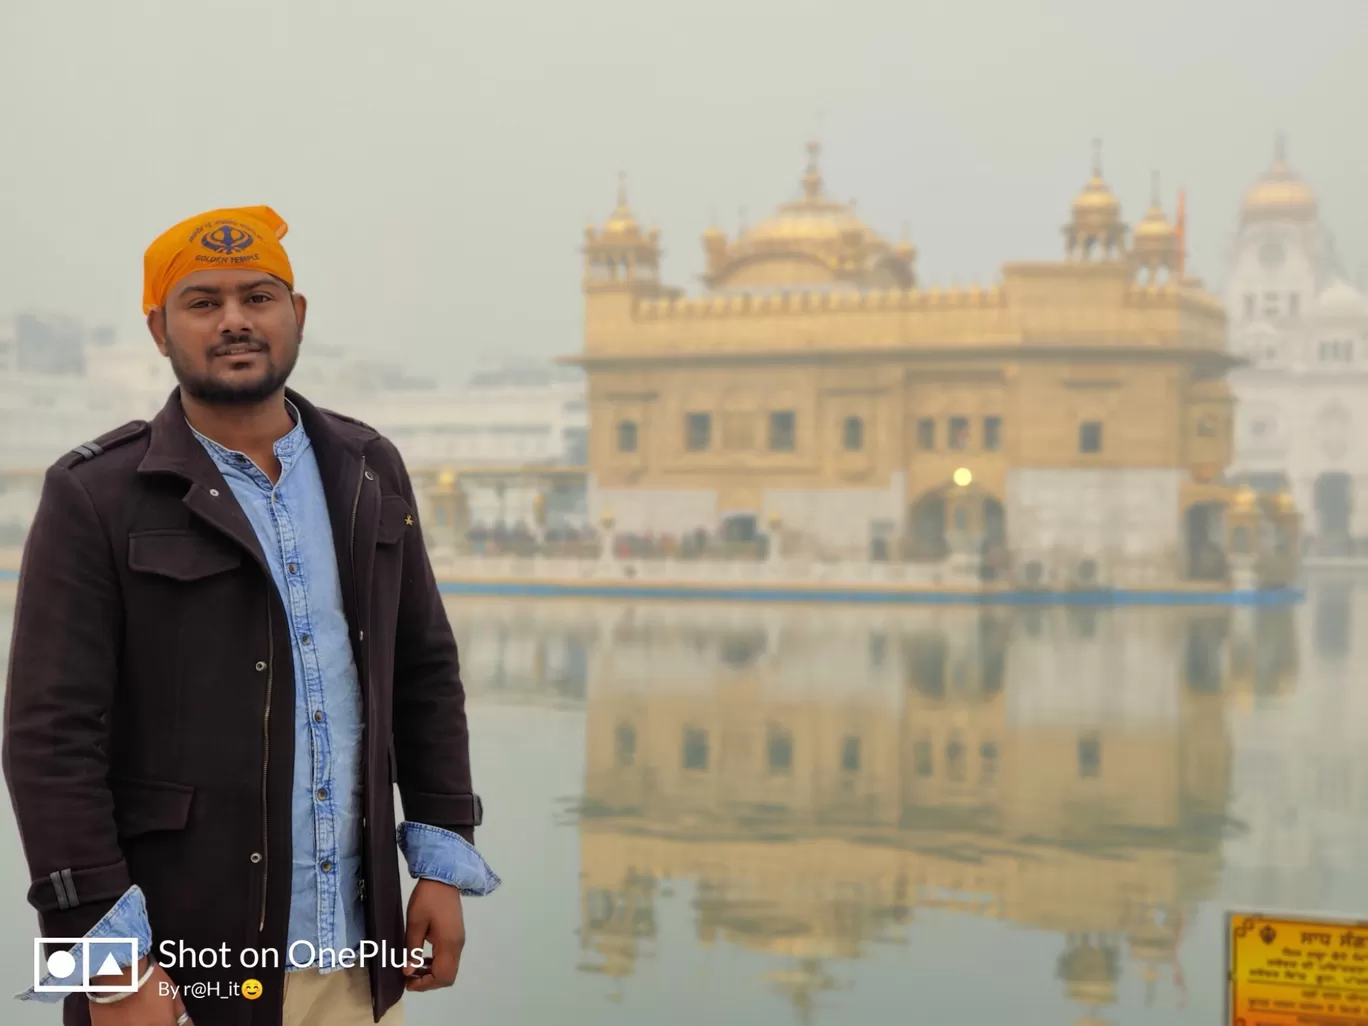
[165,332,299,406]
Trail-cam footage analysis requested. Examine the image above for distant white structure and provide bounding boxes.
[295,352,590,533]
[295,352,587,471]
[1223,138,1368,556]
[0,318,588,543]
[0,315,174,473]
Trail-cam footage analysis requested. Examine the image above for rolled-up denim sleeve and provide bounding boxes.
[16,885,153,1002]
[397,822,501,896]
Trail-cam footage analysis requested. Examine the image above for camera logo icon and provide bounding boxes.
[33,938,140,993]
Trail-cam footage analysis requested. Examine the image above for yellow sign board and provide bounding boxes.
[1229,912,1368,1024]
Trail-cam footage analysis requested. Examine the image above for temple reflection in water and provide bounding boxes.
[450,598,1301,1024]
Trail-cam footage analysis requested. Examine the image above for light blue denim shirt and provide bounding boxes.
[21,402,498,1001]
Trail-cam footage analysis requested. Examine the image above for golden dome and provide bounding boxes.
[1133,205,1177,241]
[1241,136,1317,223]
[1132,172,1180,271]
[1231,482,1258,512]
[1273,489,1297,515]
[1071,142,1122,223]
[1074,177,1121,218]
[740,141,886,249]
[703,142,913,289]
[601,174,642,238]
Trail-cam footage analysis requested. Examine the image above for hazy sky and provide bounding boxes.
[2,0,1364,382]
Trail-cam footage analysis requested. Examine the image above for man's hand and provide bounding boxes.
[88,957,190,1025]
[403,879,465,992]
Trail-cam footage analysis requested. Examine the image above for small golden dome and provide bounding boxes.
[1133,205,1177,241]
[1241,136,1317,223]
[1231,483,1258,512]
[600,173,642,238]
[1069,140,1122,222]
[1074,177,1121,218]
[1274,489,1297,515]
[1132,172,1180,271]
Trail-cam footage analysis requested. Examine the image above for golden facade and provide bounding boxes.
[570,143,1299,587]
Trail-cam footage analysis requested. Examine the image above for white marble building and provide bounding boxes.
[1224,139,1368,556]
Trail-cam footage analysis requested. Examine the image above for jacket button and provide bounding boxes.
[364,471,374,481]
[255,661,267,672]
[209,488,220,497]
[250,853,262,864]
[358,631,365,642]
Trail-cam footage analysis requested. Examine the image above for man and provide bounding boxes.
[3,206,499,1026]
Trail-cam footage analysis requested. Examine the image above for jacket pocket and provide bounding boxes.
[128,530,242,581]
[377,496,414,546]
[110,777,195,840]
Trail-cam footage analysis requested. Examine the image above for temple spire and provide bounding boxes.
[802,140,824,199]
[1150,170,1161,208]
[1274,131,1287,165]
[1091,137,1103,178]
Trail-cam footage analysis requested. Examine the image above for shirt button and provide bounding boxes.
[320,861,333,873]
[301,634,311,645]
[287,563,298,574]
[250,853,262,864]
[316,789,328,801]
[314,710,324,722]
[255,661,267,672]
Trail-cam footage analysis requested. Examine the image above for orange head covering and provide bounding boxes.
[143,205,293,315]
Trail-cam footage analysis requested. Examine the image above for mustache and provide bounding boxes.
[210,335,268,357]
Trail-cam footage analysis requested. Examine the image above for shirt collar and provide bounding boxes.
[187,398,309,470]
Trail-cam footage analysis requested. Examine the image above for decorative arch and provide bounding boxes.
[904,482,1007,568]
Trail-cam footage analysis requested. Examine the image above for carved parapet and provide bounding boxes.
[624,281,1012,333]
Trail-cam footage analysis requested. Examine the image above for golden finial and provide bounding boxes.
[705,207,727,247]
[616,171,628,210]
[802,140,823,199]
[1091,137,1103,179]
[1273,131,1287,166]
[1150,169,1161,208]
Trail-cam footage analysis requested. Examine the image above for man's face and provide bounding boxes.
[149,269,307,405]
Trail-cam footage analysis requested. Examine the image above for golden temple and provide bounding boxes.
[567,141,1300,591]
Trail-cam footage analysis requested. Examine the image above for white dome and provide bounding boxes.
[1315,279,1368,320]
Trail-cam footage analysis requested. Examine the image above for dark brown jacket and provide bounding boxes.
[3,389,482,1025]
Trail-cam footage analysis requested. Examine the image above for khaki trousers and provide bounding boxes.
[282,967,404,1026]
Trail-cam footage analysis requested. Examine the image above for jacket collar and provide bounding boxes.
[137,387,373,481]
